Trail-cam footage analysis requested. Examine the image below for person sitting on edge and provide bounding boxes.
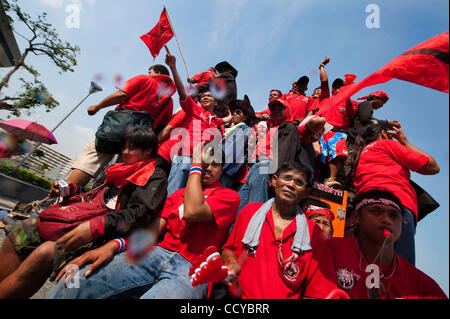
[0,127,167,298]
[316,77,359,189]
[46,141,240,299]
[221,161,338,299]
[302,198,334,239]
[280,76,314,125]
[187,67,217,88]
[164,49,232,196]
[66,64,176,187]
[254,89,283,121]
[353,124,440,266]
[329,189,447,299]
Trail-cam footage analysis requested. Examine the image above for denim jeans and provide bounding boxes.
[46,246,207,299]
[166,155,192,196]
[394,207,416,266]
[237,160,271,213]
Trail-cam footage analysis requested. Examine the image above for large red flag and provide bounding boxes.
[318,31,449,116]
[140,8,174,59]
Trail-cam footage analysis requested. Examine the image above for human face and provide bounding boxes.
[356,204,402,245]
[200,91,218,112]
[201,160,222,186]
[269,91,281,102]
[148,68,157,76]
[296,84,307,95]
[121,143,151,165]
[231,108,247,125]
[372,97,386,110]
[310,215,333,239]
[269,102,286,122]
[312,88,321,99]
[271,170,309,205]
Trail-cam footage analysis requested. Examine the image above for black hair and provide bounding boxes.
[332,78,345,90]
[314,87,321,92]
[270,89,282,96]
[345,119,391,186]
[120,127,158,157]
[303,198,331,210]
[296,76,309,87]
[149,64,170,76]
[274,161,313,186]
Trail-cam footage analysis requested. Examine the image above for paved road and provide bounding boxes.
[0,195,55,299]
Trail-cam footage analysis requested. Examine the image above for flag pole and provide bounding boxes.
[164,6,190,79]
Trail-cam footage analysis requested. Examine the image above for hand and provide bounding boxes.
[192,141,205,166]
[306,116,326,135]
[55,241,117,283]
[56,221,93,253]
[187,77,195,84]
[87,105,99,115]
[165,53,176,69]
[225,258,241,278]
[321,56,331,66]
[388,120,401,129]
[48,181,61,198]
[386,127,408,145]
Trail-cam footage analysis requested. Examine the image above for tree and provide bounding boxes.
[0,0,80,116]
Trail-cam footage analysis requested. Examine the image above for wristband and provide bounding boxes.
[319,64,325,69]
[189,164,203,176]
[111,237,128,253]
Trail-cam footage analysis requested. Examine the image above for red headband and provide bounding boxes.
[358,90,389,102]
[305,206,335,221]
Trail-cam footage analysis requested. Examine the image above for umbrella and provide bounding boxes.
[0,119,57,144]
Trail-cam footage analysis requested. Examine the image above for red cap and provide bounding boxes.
[268,98,289,109]
[305,206,335,221]
[358,90,389,102]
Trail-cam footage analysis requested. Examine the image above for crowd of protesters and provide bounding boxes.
[0,52,447,300]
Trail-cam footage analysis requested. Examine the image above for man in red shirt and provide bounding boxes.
[280,76,314,124]
[67,64,176,187]
[354,124,440,265]
[328,189,447,299]
[187,67,217,87]
[47,142,240,299]
[164,52,232,195]
[254,89,283,121]
[222,161,338,299]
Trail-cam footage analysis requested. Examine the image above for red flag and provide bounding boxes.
[140,8,174,59]
[318,31,449,116]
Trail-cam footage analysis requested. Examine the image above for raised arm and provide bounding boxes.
[87,90,129,115]
[164,46,188,101]
[388,127,440,175]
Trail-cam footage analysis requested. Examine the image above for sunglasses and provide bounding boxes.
[232,109,244,115]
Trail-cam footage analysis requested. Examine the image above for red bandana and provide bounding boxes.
[104,158,156,188]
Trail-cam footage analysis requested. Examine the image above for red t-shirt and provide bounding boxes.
[175,95,223,156]
[319,98,358,130]
[116,74,175,131]
[281,93,313,121]
[159,182,240,264]
[329,237,447,299]
[157,109,186,163]
[222,202,338,299]
[192,71,216,87]
[354,139,429,219]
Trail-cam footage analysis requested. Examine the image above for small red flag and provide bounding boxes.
[318,31,449,116]
[140,8,174,59]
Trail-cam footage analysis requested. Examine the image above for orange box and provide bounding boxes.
[308,183,348,238]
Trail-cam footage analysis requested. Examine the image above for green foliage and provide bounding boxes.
[0,0,80,116]
[0,158,52,190]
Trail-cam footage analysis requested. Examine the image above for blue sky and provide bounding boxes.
[0,0,448,296]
